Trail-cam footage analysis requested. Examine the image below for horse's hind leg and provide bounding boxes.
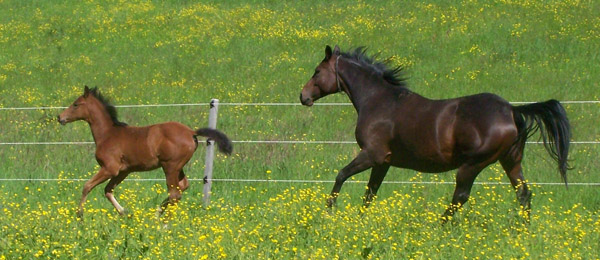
[362,164,390,208]
[157,164,187,216]
[442,164,484,223]
[178,170,189,192]
[500,151,531,219]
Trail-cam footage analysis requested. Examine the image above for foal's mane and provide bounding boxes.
[340,47,409,94]
[87,87,128,127]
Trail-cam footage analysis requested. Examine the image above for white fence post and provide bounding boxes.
[203,99,219,206]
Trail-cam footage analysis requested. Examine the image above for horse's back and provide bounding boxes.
[153,122,195,138]
[456,93,512,118]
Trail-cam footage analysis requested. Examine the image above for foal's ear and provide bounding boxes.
[84,85,90,97]
[333,45,341,56]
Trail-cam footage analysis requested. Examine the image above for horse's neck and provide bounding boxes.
[347,80,419,117]
[339,70,364,111]
[342,74,393,113]
[86,105,117,144]
[338,60,394,112]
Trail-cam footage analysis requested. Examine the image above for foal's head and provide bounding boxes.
[300,45,342,106]
[58,86,126,126]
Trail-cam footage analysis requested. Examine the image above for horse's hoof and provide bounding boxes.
[325,201,337,216]
[118,208,131,218]
[326,198,336,208]
[155,208,165,218]
[440,215,451,225]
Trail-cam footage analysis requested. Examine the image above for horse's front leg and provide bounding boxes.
[362,164,391,208]
[78,168,114,219]
[104,171,130,216]
[328,150,374,208]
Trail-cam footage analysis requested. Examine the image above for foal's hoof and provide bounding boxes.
[155,207,165,218]
[76,210,84,220]
[118,209,131,218]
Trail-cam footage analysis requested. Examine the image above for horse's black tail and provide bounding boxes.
[195,128,233,155]
[512,100,571,186]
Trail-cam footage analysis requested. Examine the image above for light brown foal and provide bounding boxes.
[58,86,232,218]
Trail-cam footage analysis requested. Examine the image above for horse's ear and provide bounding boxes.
[84,85,90,97]
[333,45,341,56]
[325,45,333,60]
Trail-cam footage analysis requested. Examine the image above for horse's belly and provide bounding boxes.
[120,155,160,172]
[393,161,457,173]
[390,151,459,173]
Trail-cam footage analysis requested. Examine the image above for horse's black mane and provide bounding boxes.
[87,87,128,127]
[340,47,409,94]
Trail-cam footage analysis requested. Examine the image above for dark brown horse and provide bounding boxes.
[300,45,570,221]
[58,86,232,218]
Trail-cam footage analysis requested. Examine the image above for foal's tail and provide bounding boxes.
[512,100,571,185]
[195,128,233,155]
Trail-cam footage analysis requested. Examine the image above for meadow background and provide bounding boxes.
[1,0,599,259]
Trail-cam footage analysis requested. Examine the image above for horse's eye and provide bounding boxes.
[73,103,79,108]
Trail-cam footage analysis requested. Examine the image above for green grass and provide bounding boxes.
[1,0,599,259]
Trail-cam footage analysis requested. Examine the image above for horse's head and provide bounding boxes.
[57,86,95,125]
[300,45,342,106]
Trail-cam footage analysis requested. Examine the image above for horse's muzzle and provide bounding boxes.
[57,115,67,125]
[300,93,313,106]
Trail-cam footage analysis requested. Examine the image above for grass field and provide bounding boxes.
[1,0,599,259]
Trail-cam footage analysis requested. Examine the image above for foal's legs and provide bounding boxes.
[157,166,188,215]
[328,150,374,208]
[78,167,114,218]
[362,164,390,208]
[441,164,484,222]
[178,170,190,192]
[104,171,130,215]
